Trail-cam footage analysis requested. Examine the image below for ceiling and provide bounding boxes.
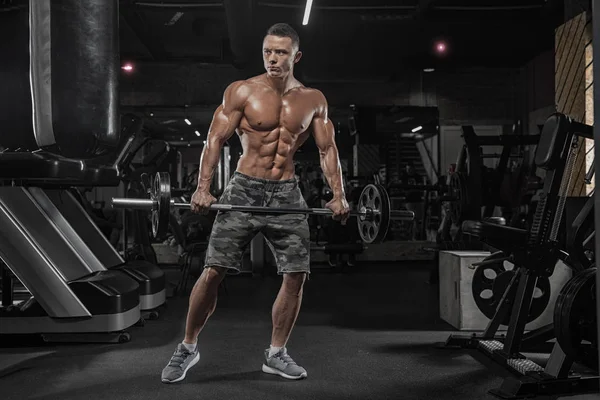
[119,0,565,72]
[116,0,568,140]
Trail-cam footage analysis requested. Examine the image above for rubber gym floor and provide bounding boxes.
[0,262,596,400]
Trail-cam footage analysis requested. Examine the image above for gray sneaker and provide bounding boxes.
[161,343,200,383]
[262,348,307,380]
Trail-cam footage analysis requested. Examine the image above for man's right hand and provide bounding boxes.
[190,189,217,215]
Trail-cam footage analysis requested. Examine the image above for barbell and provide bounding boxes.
[111,172,415,244]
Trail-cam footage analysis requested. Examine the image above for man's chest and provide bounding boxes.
[242,91,315,133]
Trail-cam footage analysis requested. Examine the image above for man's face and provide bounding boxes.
[263,35,302,78]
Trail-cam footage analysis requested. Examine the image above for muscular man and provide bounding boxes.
[161,23,349,383]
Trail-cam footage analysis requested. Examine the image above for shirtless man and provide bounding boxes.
[161,23,350,383]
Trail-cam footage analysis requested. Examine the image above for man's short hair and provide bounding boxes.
[265,23,300,50]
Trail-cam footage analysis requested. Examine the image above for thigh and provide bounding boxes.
[263,218,310,274]
[262,186,310,274]
[205,183,263,269]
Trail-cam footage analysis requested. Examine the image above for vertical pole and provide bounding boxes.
[592,0,600,374]
[223,146,231,188]
[176,151,183,189]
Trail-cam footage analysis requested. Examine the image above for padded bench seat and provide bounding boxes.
[462,220,528,252]
[0,152,118,186]
[0,152,84,181]
[83,164,119,186]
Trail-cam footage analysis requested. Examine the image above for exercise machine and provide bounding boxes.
[440,113,599,398]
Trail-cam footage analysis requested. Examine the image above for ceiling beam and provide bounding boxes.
[128,1,222,8]
[415,0,435,16]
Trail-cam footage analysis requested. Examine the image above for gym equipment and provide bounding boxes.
[111,173,415,244]
[0,0,151,343]
[435,127,541,247]
[554,267,598,369]
[42,189,166,319]
[0,116,169,341]
[451,126,541,225]
[440,113,599,398]
[1,0,119,157]
[565,196,595,271]
[0,185,139,343]
[117,130,177,265]
[471,252,551,325]
[447,171,469,224]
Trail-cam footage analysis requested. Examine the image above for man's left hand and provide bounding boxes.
[325,197,350,225]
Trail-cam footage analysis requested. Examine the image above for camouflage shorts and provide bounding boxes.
[204,172,310,275]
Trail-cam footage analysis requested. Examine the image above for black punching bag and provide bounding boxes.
[0,0,120,158]
[0,8,38,151]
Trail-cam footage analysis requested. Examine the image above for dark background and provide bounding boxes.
[115,0,590,149]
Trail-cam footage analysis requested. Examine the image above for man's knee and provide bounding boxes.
[282,272,307,295]
[202,266,228,283]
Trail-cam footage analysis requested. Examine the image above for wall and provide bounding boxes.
[120,64,523,126]
[522,50,556,131]
[554,12,593,196]
[584,15,594,193]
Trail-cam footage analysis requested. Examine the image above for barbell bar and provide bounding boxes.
[111,172,414,244]
[111,198,413,221]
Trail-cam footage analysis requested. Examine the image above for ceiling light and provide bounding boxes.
[165,12,184,26]
[435,41,447,53]
[195,130,201,136]
[121,63,134,72]
[184,118,191,125]
[423,68,435,72]
[411,126,423,133]
[302,0,313,25]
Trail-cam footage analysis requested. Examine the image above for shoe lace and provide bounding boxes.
[168,348,192,367]
[276,352,297,366]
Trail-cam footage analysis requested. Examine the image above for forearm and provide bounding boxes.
[196,137,225,193]
[320,145,345,200]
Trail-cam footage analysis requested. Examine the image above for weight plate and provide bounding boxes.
[152,172,171,238]
[472,255,551,325]
[554,267,597,363]
[557,268,597,362]
[472,253,513,323]
[357,184,390,244]
[448,171,469,224]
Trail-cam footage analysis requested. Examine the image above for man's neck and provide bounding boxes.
[265,73,297,95]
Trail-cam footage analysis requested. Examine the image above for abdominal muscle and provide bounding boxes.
[235,122,309,181]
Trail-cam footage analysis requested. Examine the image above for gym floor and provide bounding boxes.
[0,262,588,400]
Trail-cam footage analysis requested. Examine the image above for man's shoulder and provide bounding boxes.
[297,86,327,108]
[240,75,262,86]
[226,79,255,94]
[297,85,324,98]
[223,79,258,105]
[300,87,328,116]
